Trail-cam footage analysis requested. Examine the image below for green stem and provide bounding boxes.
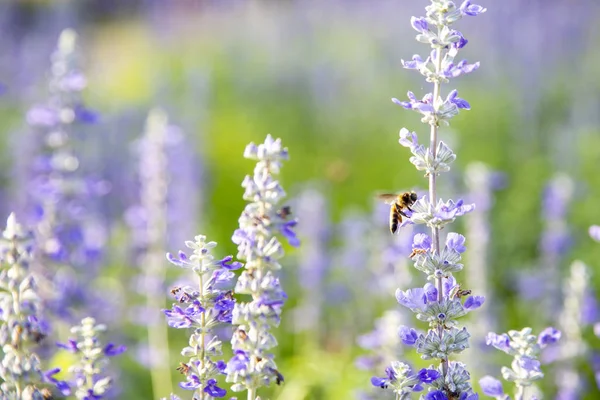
[431,42,447,378]
[145,251,173,398]
[199,270,206,400]
[515,385,525,400]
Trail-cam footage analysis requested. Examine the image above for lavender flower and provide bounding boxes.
[164,235,241,399]
[371,1,485,399]
[553,260,596,398]
[126,108,181,397]
[226,135,298,399]
[479,327,560,400]
[537,174,574,315]
[23,28,106,323]
[56,317,126,399]
[0,213,67,398]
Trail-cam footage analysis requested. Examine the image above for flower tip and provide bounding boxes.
[589,225,600,242]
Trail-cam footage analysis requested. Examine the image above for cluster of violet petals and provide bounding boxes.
[164,235,241,399]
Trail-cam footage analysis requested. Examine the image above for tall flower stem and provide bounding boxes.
[164,235,238,399]
[430,45,447,377]
[139,109,173,398]
[515,385,525,400]
[225,135,299,397]
[0,213,68,398]
[371,2,487,398]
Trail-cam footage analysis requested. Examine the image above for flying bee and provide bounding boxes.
[377,191,418,234]
[409,248,428,258]
[177,362,190,374]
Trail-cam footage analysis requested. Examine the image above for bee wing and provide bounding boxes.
[376,193,398,205]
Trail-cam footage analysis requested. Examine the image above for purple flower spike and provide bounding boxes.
[479,376,504,396]
[460,1,487,16]
[165,236,237,399]
[227,135,297,393]
[368,0,486,395]
[56,317,123,397]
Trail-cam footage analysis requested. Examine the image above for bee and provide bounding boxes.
[409,248,428,258]
[274,369,284,385]
[237,329,248,341]
[277,206,292,219]
[377,191,418,234]
[41,387,54,399]
[449,284,472,300]
[177,362,190,374]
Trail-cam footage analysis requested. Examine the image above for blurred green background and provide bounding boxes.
[0,0,599,399]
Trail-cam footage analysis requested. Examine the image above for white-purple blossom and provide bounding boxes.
[371,1,485,398]
[0,214,68,398]
[164,235,240,399]
[126,108,188,397]
[21,28,107,325]
[56,317,125,399]
[480,327,561,398]
[226,135,297,397]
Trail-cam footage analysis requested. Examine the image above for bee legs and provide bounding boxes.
[399,210,410,218]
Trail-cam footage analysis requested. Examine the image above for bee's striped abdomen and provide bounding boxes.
[390,203,402,234]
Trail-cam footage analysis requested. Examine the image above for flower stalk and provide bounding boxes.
[164,235,240,399]
[56,317,126,399]
[225,135,299,399]
[0,213,68,398]
[372,1,487,398]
